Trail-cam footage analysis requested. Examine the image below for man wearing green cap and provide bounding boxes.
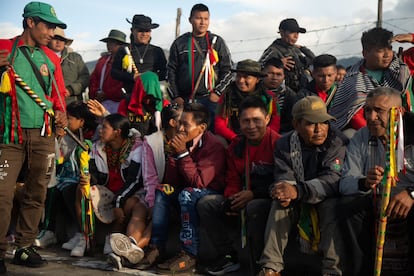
[0,1,67,272]
[257,96,347,276]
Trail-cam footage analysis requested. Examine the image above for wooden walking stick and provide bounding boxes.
[373,107,403,276]
[189,36,217,103]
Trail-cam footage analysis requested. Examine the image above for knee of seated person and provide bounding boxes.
[197,194,223,213]
[178,188,195,204]
[245,199,271,217]
[154,189,170,203]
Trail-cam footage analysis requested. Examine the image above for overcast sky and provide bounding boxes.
[1,0,413,63]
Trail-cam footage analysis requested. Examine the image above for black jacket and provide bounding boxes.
[167,31,232,100]
[112,43,167,94]
[260,38,315,92]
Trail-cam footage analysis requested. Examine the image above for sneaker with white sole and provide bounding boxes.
[62,233,82,251]
[103,234,112,255]
[34,230,57,248]
[70,234,86,257]
[110,233,144,264]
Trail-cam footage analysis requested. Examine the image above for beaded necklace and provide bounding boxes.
[105,137,134,170]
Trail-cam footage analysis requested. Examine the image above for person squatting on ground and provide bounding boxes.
[337,87,414,275]
[34,101,97,257]
[258,96,348,276]
[135,103,226,274]
[198,96,280,275]
[107,103,183,270]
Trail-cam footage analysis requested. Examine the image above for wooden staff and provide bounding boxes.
[124,46,139,75]
[373,107,399,276]
[189,36,217,103]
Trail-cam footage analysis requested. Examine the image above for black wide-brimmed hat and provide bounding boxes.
[126,14,159,30]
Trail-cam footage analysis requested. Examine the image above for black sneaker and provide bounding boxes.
[12,247,47,267]
[0,258,6,274]
[157,250,196,273]
[207,254,240,275]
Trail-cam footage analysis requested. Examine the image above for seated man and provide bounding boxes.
[258,96,347,276]
[135,103,226,273]
[262,57,297,133]
[198,96,280,275]
[297,54,338,109]
[338,87,414,275]
[328,28,412,135]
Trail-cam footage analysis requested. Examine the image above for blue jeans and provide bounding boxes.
[179,187,218,256]
[150,186,217,256]
[150,188,180,248]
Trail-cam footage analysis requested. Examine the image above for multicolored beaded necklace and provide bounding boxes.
[104,137,134,170]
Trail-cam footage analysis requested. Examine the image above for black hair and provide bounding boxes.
[161,103,183,129]
[66,101,98,132]
[22,16,41,28]
[190,3,209,18]
[361,28,393,51]
[263,57,284,70]
[183,102,210,127]
[238,96,268,117]
[313,54,337,70]
[336,64,346,71]
[103,114,130,139]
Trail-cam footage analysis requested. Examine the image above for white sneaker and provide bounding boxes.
[70,234,86,257]
[107,252,123,270]
[62,232,82,251]
[103,234,112,255]
[109,233,144,264]
[34,230,57,248]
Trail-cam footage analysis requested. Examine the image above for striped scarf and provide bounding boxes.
[329,55,411,130]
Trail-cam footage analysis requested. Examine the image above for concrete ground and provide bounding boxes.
[2,245,251,276]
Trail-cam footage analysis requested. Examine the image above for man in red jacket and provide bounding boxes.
[199,96,280,275]
[0,2,67,273]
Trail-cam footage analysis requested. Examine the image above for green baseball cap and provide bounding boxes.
[23,2,67,29]
[292,96,336,123]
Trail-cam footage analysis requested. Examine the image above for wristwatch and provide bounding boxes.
[406,187,414,199]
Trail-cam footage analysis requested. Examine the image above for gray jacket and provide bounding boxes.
[273,128,347,204]
[339,127,414,196]
[60,47,90,104]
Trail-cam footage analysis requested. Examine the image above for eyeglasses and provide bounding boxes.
[136,29,151,33]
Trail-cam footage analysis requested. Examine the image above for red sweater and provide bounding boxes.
[224,128,280,197]
[89,54,124,101]
[164,131,226,192]
[0,36,66,113]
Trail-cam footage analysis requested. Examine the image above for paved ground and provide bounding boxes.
[3,245,251,276]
